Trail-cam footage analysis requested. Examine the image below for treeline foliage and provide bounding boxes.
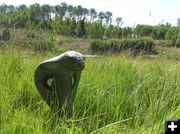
[0,2,180,47]
[0,2,118,38]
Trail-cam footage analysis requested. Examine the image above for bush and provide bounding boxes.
[1,28,11,41]
[157,40,171,47]
[90,38,156,54]
[164,27,180,47]
[31,36,56,52]
[25,30,36,39]
[7,30,57,52]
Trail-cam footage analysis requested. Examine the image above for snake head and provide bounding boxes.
[62,51,85,71]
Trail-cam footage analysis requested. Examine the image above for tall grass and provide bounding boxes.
[0,51,179,133]
[90,38,156,55]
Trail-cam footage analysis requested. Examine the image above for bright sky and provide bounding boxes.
[0,0,180,27]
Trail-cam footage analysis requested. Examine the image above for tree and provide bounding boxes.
[105,11,112,25]
[104,25,114,38]
[74,5,83,20]
[75,19,86,37]
[82,8,89,21]
[134,24,153,37]
[18,4,27,10]
[7,5,14,13]
[122,27,132,37]
[69,18,76,36]
[152,24,171,39]
[54,6,64,19]
[29,3,42,24]
[98,11,106,24]
[42,4,51,20]
[107,27,122,38]
[89,8,97,22]
[165,27,178,40]
[62,18,71,36]
[175,30,180,47]
[86,22,104,39]
[67,5,74,18]
[0,3,8,14]
[51,17,63,34]
[165,27,180,47]
[115,17,122,27]
[54,2,67,19]
[60,2,67,18]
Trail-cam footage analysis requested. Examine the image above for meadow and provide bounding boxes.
[0,48,179,134]
[0,2,180,133]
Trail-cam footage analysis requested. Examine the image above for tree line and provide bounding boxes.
[0,2,179,43]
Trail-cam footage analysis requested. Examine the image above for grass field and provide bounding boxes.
[0,49,179,134]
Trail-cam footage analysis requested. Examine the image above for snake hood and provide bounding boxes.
[41,51,85,72]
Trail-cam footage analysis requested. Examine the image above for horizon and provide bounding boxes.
[0,0,180,27]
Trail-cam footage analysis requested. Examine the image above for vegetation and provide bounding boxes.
[1,28,11,41]
[0,2,180,134]
[90,38,156,54]
[0,2,179,48]
[0,52,179,133]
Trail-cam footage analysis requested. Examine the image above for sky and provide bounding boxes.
[0,0,180,27]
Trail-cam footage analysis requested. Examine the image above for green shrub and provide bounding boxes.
[175,32,180,47]
[163,28,180,47]
[13,30,57,52]
[157,39,174,47]
[25,30,37,39]
[158,36,180,48]
[31,36,56,52]
[1,28,11,41]
[90,38,156,54]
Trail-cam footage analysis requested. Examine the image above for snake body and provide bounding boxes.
[34,51,85,117]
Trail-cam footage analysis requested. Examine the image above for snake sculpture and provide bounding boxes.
[34,51,85,117]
